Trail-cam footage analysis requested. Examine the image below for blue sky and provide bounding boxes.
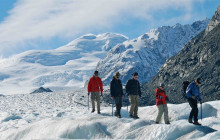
[0,0,219,57]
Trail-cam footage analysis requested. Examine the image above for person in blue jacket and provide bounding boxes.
[186,78,202,125]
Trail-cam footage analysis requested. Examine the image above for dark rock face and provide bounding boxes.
[205,5,220,35]
[141,5,220,106]
[31,87,53,94]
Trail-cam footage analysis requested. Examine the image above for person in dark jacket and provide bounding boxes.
[155,83,170,124]
[186,78,202,125]
[126,72,142,119]
[110,72,124,118]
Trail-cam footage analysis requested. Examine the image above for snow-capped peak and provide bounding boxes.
[0,33,127,94]
[96,19,210,85]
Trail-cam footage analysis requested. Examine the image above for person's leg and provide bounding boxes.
[192,100,198,122]
[163,104,170,124]
[91,92,95,112]
[129,95,136,116]
[188,98,197,122]
[156,105,164,123]
[96,92,101,113]
[114,97,119,116]
[134,95,139,117]
[188,98,195,122]
[118,97,122,117]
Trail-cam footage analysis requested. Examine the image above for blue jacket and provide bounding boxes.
[186,82,202,100]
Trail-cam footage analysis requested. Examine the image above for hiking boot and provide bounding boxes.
[91,109,95,113]
[118,115,121,118]
[188,119,193,124]
[98,111,101,114]
[114,111,118,117]
[166,122,170,125]
[193,121,201,125]
[133,116,139,119]
[155,122,159,124]
[129,114,134,118]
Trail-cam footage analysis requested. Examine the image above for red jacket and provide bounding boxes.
[88,76,103,93]
[155,88,167,106]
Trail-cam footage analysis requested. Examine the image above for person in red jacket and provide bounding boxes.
[155,83,170,124]
[88,71,103,114]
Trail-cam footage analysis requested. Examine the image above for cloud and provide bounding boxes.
[0,0,204,56]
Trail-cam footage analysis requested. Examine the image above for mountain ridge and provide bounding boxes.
[142,4,220,105]
[96,19,210,85]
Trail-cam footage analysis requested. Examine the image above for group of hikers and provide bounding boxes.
[87,70,202,125]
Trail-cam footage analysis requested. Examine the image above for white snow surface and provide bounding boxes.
[0,88,220,140]
[0,33,127,95]
[96,19,210,85]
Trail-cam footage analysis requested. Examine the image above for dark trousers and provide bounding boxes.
[114,97,122,115]
[187,98,198,122]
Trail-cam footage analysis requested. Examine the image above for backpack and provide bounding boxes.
[182,81,190,98]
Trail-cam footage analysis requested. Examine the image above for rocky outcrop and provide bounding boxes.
[205,5,220,35]
[31,87,53,94]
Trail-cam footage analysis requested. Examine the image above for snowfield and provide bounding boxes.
[0,89,220,140]
[0,33,127,95]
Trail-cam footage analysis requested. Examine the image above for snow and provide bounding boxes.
[0,33,127,95]
[96,19,210,85]
[0,88,220,140]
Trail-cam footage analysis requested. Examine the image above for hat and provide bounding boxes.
[196,78,201,84]
[160,83,165,87]
[94,71,99,76]
[132,72,138,76]
[115,72,120,77]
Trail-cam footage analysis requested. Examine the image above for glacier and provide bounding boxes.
[0,88,220,140]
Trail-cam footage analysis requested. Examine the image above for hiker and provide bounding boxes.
[126,72,142,119]
[186,78,202,125]
[155,83,170,124]
[88,70,103,114]
[110,72,124,118]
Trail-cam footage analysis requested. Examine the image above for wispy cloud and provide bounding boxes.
[0,0,204,56]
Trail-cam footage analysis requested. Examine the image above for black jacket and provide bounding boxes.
[110,77,124,97]
[126,78,142,96]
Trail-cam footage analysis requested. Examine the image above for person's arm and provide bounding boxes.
[100,79,103,93]
[125,80,129,94]
[165,91,169,101]
[138,81,142,97]
[186,83,193,96]
[197,87,202,101]
[110,80,113,97]
[88,78,92,92]
[120,80,124,96]
[155,89,160,99]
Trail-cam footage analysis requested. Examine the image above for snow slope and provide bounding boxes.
[0,33,127,94]
[0,88,220,140]
[96,19,210,85]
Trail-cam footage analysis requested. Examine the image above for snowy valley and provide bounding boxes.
[0,89,220,140]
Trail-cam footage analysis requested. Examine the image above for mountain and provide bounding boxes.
[143,4,220,105]
[0,33,127,94]
[96,19,210,85]
[205,4,220,35]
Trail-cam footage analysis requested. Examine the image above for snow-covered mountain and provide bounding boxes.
[0,88,220,139]
[0,33,128,94]
[96,19,210,85]
[143,4,220,105]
